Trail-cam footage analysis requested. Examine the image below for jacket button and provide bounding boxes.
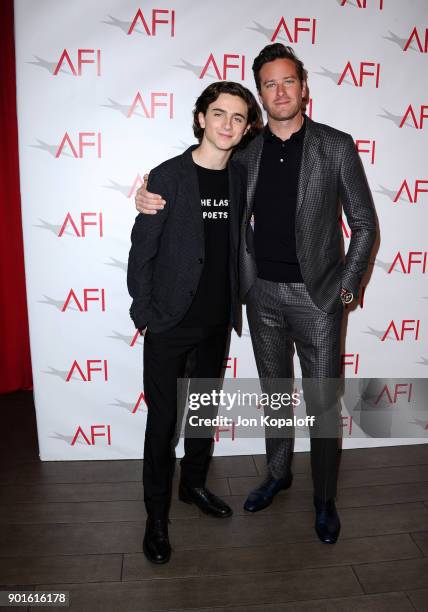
[198,257,203,264]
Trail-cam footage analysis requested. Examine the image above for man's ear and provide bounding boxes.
[198,111,206,129]
[244,123,251,135]
[301,80,308,100]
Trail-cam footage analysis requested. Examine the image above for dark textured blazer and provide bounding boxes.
[237,117,377,313]
[127,146,245,333]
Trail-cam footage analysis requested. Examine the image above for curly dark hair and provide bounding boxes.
[192,81,263,148]
[252,43,306,92]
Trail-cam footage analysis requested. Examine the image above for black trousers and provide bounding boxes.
[142,324,229,518]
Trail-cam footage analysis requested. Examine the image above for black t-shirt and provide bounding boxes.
[180,163,231,327]
[254,117,306,282]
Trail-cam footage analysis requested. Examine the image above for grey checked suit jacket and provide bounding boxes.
[127,146,245,333]
[237,117,377,313]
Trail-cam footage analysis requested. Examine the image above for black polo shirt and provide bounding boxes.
[254,116,306,282]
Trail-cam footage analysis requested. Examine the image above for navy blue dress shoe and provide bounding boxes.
[143,517,171,564]
[179,484,233,518]
[314,498,341,544]
[243,473,293,512]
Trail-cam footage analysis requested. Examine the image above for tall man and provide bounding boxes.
[128,81,262,563]
[136,44,376,544]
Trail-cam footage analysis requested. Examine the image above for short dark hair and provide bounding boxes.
[252,43,306,92]
[193,81,263,148]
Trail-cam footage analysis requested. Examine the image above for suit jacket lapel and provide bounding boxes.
[296,118,321,217]
[228,162,239,253]
[245,134,264,222]
[181,146,204,235]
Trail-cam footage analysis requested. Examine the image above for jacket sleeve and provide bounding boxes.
[339,134,377,297]
[127,169,170,330]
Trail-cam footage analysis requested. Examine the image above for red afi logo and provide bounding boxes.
[58,213,103,238]
[340,0,384,9]
[341,354,360,375]
[400,105,428,129]
[128,8,175,36]
[356,140,376,165]
[404,28,428,53]
[199,54,245,80]
[271,17,317,44]
[66,360,108,381]
[394,180,428,203]
[338,62,381,88]
[388,252,427,274]
[55,133,101,158]
[53,50,101,76]
[71,425,112,445]
[62,289,106,312]
[128,92,174,119]
[375,384,413,404]
[381,320,421,341]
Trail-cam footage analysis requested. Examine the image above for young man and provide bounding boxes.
[127,81,262,564]
[136,44,376,544]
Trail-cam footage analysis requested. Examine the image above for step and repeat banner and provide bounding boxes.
[14,0,427,460]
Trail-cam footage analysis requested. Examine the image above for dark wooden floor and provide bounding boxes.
[0,391,427,612]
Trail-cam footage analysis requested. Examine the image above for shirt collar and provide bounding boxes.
[263,114,306,144]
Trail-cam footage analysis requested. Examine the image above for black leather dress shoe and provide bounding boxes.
[243,473,293,512]
[314,498,341,544]
[143,518,171,564]
[179,484,233,518]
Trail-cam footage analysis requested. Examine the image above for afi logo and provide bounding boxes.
[58,213,103,237]
[339,214,351,239]
[271,17,317,44]
[394,179,428,203]
[381,320,421,341]
[404,28,428,53]
[66,360,108,381]
[132,392,147,413]
[215,422,236,442]
[71,425,112,445]
[199,54,245,80]
[388,252,427,274]
[338,62,381,88]
[340,415,353,436]
[375,383,413,404]
[341,353,360,375]
[128,8,175,36]
[55,132,101,158]
[127,174,145,198]
[224,357,238,378]
[400,105,428,129]
[129,330,142,347]
[62,289,106,312]
[53,49,101,76]
[340,0,384,9]
[128,92,174,118]
[356,140,376,164]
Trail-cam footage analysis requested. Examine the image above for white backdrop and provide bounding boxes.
[14,0,427,460]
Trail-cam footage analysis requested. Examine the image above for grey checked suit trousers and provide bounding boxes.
[246,279,342,501]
